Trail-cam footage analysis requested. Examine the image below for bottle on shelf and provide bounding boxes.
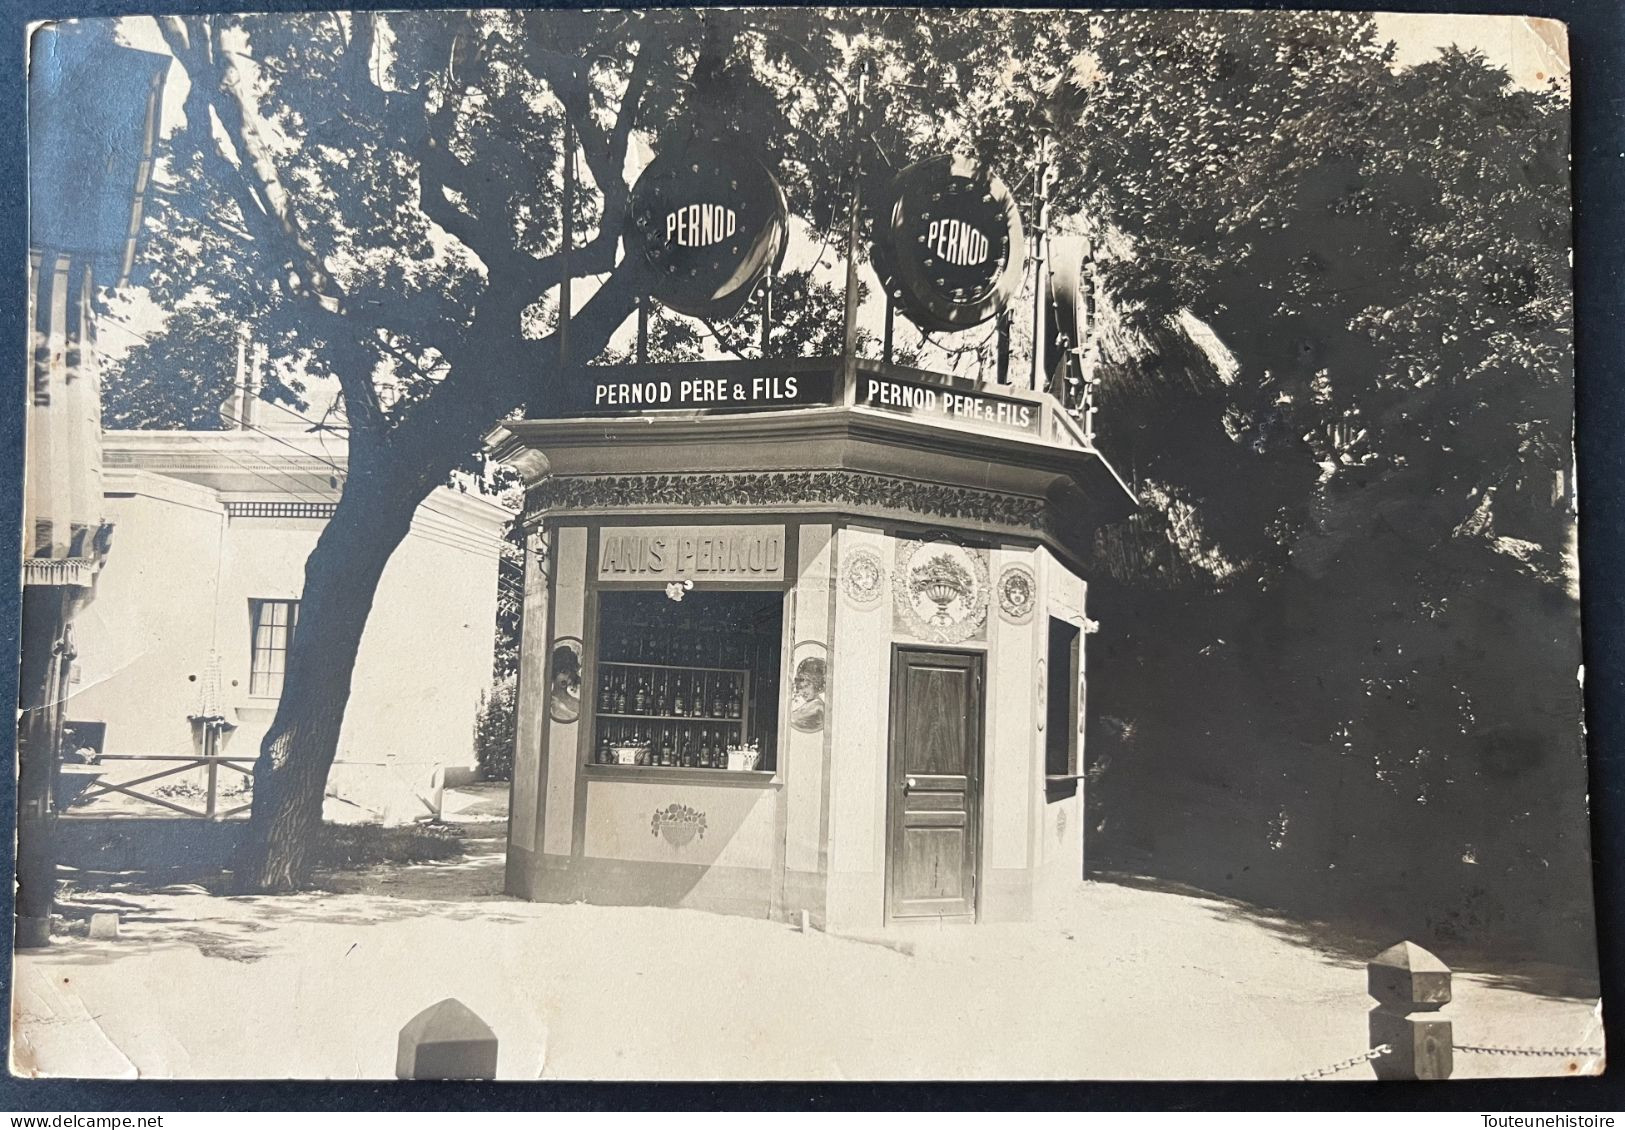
[659,727,674,767]
[633,675,649,715]
[654,672,669,716]
[690,677,705,718]
[727,681,742,719]
[672,674,687,717]
[598,671,615,713]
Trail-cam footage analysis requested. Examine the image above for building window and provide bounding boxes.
[1046,618,1081,779]
[590,589,783,773]
[249,599,299,697]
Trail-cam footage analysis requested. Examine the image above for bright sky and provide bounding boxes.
[1375,12,1569,88]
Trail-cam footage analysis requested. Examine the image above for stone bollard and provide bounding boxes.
[1368,940,1452,1080]
[396,998,499,1080]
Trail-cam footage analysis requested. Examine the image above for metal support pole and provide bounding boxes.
[760,267,773,358]
[559,116,575,370]
[636,293,649,364]
[996,311,1011,385]
[839,67,868,400]
[1027,132,1053,393]
[883,292,894,366]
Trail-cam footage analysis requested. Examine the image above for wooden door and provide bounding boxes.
[887,647,983,920]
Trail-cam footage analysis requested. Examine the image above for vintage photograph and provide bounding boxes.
[11,6,1602,1081]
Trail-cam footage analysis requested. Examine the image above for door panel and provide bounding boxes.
[887,648,983,920]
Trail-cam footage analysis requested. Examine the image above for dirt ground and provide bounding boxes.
[11,783,1605,1082]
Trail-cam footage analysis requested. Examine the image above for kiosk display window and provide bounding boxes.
[590,589,783,773]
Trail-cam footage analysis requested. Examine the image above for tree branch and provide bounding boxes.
[388,267,640,478]
[517,29,660,309]
[163,16,346,314]
[416,137,544,286]
[159,15,390,444]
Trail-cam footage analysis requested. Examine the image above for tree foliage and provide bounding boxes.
[1063,12,1586,969]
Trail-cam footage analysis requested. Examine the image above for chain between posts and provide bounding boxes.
[1453,1043,1605,1059]
[1299,944,1602,1082]
[1291,1043,1393,1081]
[1293,1040,1604,1082]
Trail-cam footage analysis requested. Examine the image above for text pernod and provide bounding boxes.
[926,218,991,267]
[666,203,738,248]
[598,525,787,582]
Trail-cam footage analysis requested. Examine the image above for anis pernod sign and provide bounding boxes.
[872,154,1026,334]
[625,137,789,321]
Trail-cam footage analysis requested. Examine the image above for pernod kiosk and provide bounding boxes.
[492,138,1135,929]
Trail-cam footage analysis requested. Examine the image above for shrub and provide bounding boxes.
[473,675,517,781]
[313,823,465,870]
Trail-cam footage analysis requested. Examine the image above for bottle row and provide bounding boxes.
[599,627,756,669]
[596,665,743,719]
[594,719,759,770]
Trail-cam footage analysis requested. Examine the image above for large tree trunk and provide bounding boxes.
[235,464,429,891]
[235,280,635,891]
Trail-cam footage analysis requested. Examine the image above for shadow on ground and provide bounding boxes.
[1095,869,1600,1001]
[50,787,518,965]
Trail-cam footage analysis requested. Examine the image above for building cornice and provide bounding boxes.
[495,403,1135,559]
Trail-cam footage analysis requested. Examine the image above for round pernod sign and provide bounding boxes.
[872,154,1026,334]
[625,137,789,321]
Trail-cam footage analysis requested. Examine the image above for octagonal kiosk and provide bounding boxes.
[490,359,1134,930]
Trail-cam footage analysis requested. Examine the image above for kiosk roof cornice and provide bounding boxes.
[488,408,1135,565]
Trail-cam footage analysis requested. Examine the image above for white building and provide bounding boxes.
[64,415,508,819]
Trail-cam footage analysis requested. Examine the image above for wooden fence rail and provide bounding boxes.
[59,753,256,821]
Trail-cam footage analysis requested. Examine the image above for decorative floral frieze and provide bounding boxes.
[530,471,1051,534]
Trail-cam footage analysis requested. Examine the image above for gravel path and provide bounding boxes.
[11,789,1603,1081]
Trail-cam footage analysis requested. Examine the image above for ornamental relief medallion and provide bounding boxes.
[841,547,886,609]
[892,538,990,644]
[997,563,1037,625]
[651,803,707,848]
[1037,656,1048,732]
